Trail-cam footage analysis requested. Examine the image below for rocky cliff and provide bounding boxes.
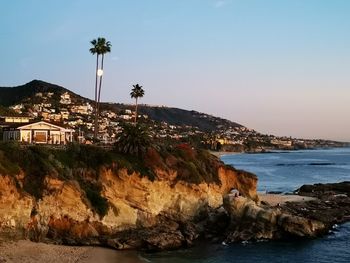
[0,143,258,250]
[2,143,343,251]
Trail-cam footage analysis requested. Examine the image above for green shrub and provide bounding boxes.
[114,123,152,157]
[54,144,114,169]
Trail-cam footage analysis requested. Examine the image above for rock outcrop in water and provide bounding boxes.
[223,195,325,242]
[283,181,350,227]
[221,181,350,244]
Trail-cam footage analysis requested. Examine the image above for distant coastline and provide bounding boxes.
[211,144,350,158]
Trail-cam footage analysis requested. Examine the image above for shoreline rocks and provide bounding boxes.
[284,181,350,226]
[221,181,350,244]
[222,195,326,243]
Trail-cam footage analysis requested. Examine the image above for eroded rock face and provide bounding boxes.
[0,164,257,250]
[223,195,325,242]
[100,167,257,229]
[0,176,33,238]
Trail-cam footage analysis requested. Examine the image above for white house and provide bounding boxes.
[2,121,74,144]
[59,92,72,105]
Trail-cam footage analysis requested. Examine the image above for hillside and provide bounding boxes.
[0,80,243,132]
[0,80,346,150]
[140,106,242,131]
[0,80,88,107]
[101,103,242,132]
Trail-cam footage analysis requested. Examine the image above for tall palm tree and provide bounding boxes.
[130,84,145,123]
[96,38,111,107]
[89,39,100,115]
[89,37,112,140]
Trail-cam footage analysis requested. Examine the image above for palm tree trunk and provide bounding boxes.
[97,54,104,107]
[94,54,104,140]
[94,54,99,103]
[134,97,138,123]
[93,54,99,140]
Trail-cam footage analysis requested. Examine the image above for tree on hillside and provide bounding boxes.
[130,84,145,123]
[89,37,112,140]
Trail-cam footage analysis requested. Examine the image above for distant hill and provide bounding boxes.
[139,106,242,131]
[100,102,242,132]
[0,80,346,149]
[0,80,243,131]
[0,80,88,107]
[98,103,243,132]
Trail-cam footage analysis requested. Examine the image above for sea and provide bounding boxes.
[140,147,350,263]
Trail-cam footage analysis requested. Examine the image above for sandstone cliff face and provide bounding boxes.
[101,166,257,229]
[0,176,33,236]
[0,163,257,248]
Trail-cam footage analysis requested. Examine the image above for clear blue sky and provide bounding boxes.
[1,0,350,141]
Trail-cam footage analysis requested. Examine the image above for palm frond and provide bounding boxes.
[130,84,145,99]
[90,37,112,55]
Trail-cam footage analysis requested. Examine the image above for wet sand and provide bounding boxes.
[0,240,144,263]
[258,193,315,206]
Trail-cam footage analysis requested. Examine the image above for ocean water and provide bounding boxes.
[222,147,350,193]
[142,148,350,263]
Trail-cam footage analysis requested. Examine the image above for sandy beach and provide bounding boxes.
[0,240,144,263]
[258,193,315,206]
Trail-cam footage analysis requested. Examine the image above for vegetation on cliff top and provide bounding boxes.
[0,134,228,218]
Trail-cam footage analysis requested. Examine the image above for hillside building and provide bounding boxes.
[0,116,32,123]
[2,121,74,144]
